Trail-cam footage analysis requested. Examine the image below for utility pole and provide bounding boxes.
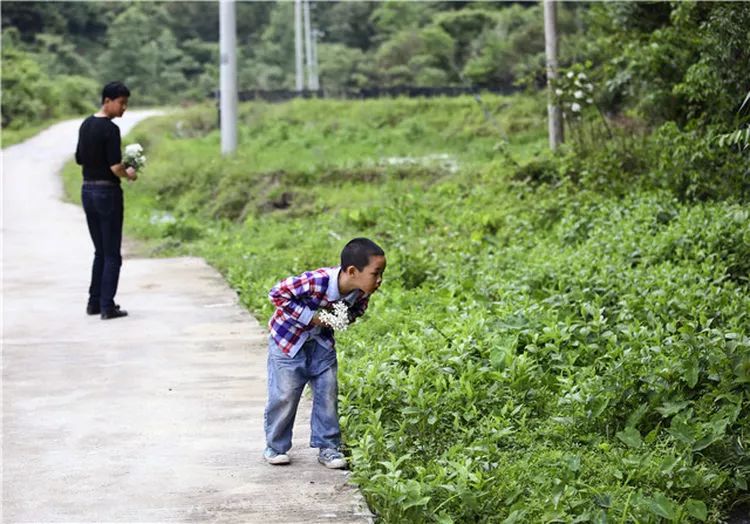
[294,0,304,91]
[219,0,237,154]
[303,0,319,91]
[544,0,563,150]
[311,29,320,92]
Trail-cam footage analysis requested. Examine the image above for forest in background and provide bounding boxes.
[3,1,748,140]
[6,1,747,204]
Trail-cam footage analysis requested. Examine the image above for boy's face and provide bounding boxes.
[103,96,128,118]
[348,255,386,295]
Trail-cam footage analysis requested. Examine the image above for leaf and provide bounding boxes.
[735,475,748,490]
[644,425,661,444]
[740,89,750,113]
[626,403,649,428]
[692,434,719,452]
[647,492,677,520]
[683,359,699,388]
[660,455,679,475]
[566,455,581,473]
[667,417,695,445]
[490,346,511,370]
[594,493,612,508]
[588,396,610,418]
[502,509,527,524]
[656,400,690,417]
[402,495,430,510]
[684,499,708,521]
[616,426,642,448]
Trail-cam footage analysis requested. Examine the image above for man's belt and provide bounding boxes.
[83,179,118,186]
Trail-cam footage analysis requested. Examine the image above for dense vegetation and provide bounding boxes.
[62,92,748,522]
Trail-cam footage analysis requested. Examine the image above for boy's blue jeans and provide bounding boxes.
[264,337,341,454]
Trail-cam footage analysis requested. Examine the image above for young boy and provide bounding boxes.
[264,238,386,469]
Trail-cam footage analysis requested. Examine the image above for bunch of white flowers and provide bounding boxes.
[123,143,146,170]
[553,69,595,119]
[317,301,350,331]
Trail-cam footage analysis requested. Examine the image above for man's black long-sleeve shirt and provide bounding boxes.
[75,116,121,183]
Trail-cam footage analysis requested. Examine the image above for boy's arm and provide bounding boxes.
[347,295,370,324]
[269,271,323,328]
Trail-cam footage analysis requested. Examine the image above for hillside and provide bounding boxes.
[63,95,749,523]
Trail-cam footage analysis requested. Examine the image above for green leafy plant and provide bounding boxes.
[61,94,749,523]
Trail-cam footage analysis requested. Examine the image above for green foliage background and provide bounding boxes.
[62,93,749,522]
[0,1,582,132]
[4,1,749,139]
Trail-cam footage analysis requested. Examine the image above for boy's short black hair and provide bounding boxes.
[101,81,130,103]
[341,238,384,271]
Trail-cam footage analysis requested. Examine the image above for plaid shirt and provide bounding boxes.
[268,266,369,357]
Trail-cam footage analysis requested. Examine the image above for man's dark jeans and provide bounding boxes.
[82,184,123,312]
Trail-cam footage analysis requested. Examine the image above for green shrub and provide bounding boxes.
[651,122,750,202]
[61,95,748,523]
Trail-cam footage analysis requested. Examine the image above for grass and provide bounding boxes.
[1,117,71,148]
[60,94,749,523]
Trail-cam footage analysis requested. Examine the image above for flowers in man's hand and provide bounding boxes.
[317,301,350,331]
[123,143,146,170]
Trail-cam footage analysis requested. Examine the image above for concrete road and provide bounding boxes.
[1,112,372,523]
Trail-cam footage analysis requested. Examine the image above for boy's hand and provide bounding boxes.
[126,166,138,181]
[310,313,324,327]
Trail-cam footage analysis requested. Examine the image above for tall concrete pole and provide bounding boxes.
[544,0,563,150]
[294,0,304,91]
[303,0,318,91]
[219,0,237,155]
[310,29,320,91]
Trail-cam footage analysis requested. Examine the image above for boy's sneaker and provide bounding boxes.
[318,448,347,469]
[264,447,290,465]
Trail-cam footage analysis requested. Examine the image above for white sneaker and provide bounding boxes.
[264,447,290,465]
[318,448,347,469]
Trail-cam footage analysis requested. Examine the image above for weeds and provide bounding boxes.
[61,94,749,522]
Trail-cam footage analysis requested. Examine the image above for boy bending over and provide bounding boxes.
[264,238,386,469]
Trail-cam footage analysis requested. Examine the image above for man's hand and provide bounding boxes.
[126,166,138,181]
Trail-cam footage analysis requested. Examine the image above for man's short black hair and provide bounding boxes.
[341,237,384,271]
[101,81,130,103]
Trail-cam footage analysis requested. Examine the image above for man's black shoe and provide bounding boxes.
[101,308,128,320]
[88,304,120,315]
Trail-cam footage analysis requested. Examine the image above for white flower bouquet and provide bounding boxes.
[123,143,146,170]
[317,301,351,331]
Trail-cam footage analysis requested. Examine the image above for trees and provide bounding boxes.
[2,0,748,137]
[582,1,750,130]
[97,4,207,104]
[317,44,370,92]
[1,29,96,128]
